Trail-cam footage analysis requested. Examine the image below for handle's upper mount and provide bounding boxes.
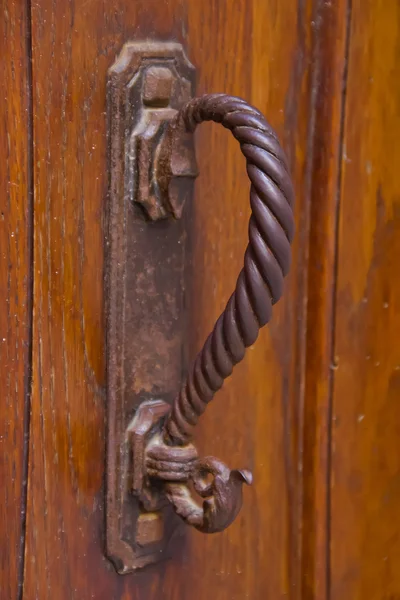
[106,41,294,574]
[129,57,198,221]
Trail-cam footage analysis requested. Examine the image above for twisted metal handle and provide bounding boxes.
[108,43,298,563]
[164,94,295,445]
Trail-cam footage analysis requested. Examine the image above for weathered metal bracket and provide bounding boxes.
[106,41,295,575]
[106,41,196,573]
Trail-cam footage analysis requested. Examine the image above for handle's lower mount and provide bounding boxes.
[129,399,252,535]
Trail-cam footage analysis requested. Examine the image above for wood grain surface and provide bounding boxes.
[1,0,395,598]
[301,1,349,598]
[330,1,400,598]
[0,2,32,598]
[23,1,314,598]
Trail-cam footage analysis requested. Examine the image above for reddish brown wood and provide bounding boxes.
[3,1,400,598]
[330,1,400,598]
[0,2,32,598]
[24,1,313,598]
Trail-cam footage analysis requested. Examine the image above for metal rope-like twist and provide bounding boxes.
[165,94,295,445]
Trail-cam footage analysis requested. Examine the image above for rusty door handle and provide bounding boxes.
[106,42,294,572]
[132,94,294,534]
[162,94,295,444]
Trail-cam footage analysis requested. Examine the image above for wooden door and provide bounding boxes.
[1,1,399,599]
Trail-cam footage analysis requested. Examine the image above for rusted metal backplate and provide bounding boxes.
[106,42,195,573]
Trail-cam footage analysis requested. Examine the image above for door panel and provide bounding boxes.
[0,4,32,598]
[24,1,313,598]
[331,1,400,598]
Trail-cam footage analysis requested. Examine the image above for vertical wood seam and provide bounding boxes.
[326,1,352,598]
[300,3,324,596]
[292,1,317,597]
[283,3,313,597]
[17,0,34,598]
[301,0,352,598]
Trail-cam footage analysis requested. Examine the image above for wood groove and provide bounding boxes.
[17,0,35,594]
[325,2,353,598]
[0,1,34,597]
[301,1,349,598]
